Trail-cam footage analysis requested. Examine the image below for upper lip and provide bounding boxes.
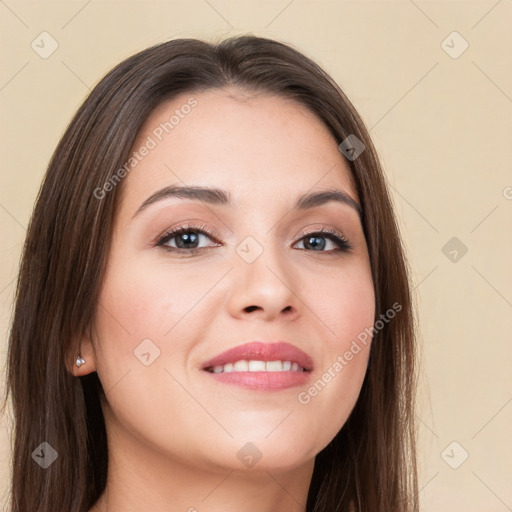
[201,341,314,372]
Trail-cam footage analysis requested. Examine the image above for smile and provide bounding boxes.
[205,359,307,373]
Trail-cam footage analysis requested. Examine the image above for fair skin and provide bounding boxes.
[73,88,375,512]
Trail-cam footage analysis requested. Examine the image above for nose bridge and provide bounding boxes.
[228,229,300,319]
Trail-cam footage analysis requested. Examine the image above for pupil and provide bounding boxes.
[306,236,325,250]
[176,232,198,249]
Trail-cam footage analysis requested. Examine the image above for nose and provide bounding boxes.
[227,242,301,322]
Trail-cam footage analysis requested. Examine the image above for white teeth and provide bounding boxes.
[233,360,249,371]
[248,360,266,371]
[266,360,283,371]
[208,360,305,374]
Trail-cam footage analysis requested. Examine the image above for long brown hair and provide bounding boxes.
[2,35,418,512]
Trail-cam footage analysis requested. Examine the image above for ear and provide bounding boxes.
[67,332,97,377]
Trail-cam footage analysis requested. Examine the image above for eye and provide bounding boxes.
[155,224,352,255]
[156,224,221,254]
[294,227,352,253]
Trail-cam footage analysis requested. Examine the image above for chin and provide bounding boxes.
[189,434,316,474]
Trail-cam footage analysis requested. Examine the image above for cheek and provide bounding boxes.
[305,258,375,350]
[92,254,229,397]
[91,258,213,447]
[95,257,214,349]
[326,263,375,386]
[295,260,375,439]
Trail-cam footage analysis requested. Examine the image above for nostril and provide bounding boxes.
[245,305,259,312]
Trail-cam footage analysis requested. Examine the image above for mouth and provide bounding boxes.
[204,359,308,374]
[201,341,313,391]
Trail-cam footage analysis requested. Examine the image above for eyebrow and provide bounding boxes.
[131,185,362,219]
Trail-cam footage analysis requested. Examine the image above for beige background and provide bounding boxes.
[1,1,511,510]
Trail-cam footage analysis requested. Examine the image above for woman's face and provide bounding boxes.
[83,88,375,473]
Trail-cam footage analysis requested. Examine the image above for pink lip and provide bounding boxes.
[202,341,313,391]
[201,341,314,371]
[206,370,311,391]
[201,342,315,391]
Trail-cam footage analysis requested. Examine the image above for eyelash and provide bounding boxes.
[155,223,353,255]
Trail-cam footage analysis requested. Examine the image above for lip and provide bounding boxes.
[201,342,314,392]
[201,341,314,372]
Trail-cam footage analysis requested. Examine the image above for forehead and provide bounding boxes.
[120,88,357,212]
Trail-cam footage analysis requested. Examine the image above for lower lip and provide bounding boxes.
[204,370,312,391]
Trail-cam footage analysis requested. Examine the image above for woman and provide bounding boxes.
[3,35,418,511]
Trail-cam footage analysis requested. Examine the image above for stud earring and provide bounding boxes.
[76,355,85,367]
